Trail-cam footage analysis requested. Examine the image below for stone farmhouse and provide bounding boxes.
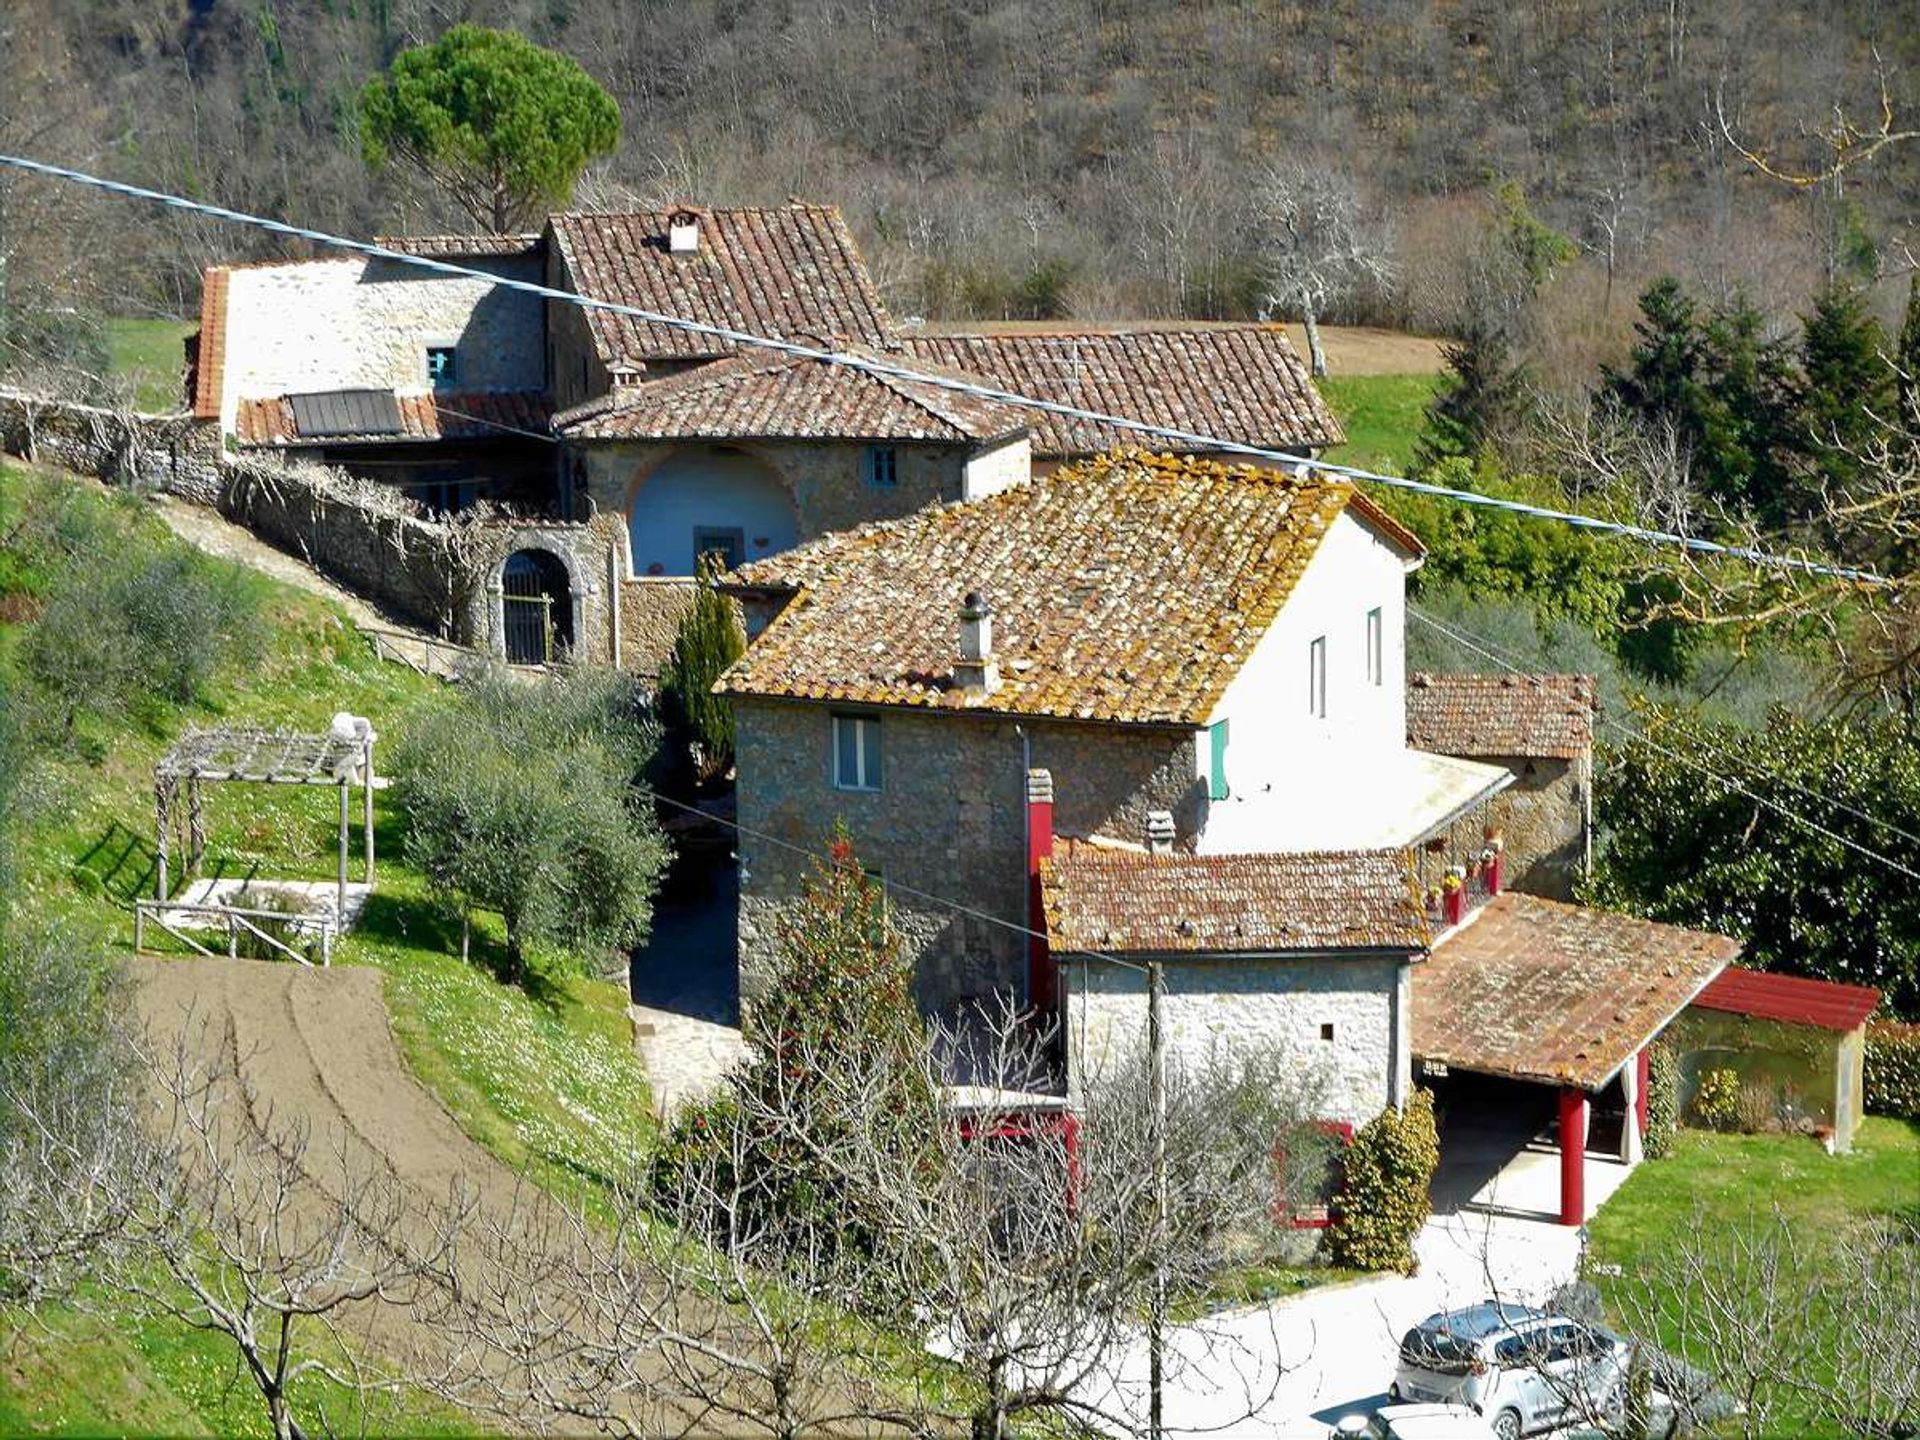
[716,450,1745,1225]
[189,205,1340,669]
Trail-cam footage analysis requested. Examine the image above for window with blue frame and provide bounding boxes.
[1208,719,1230,800]
[425,346,456,385]
[833,713,883,791]
[862,444,899,488]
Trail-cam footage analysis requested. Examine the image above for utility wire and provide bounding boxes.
[1408,607,1920,881]
[0,151,1899,590]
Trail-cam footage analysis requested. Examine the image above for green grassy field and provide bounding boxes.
[0,464,653,1433]
[1318,372,1444,477]
[104,317,194,413]
[1589,1118,1919,1438]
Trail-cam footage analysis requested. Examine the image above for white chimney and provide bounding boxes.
[955,590,998,695]
[667,209,700,254]
[1146,810,1176,855]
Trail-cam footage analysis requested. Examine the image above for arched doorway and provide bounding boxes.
[627,447,798,576]
[501,550,574,665]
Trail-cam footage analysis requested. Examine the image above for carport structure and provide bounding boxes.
[1413,893,1741,1224]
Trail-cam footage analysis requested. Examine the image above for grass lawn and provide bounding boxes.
[1318,372,1444,477]
[0,464,654,1432]
[104,317,194,413]
[1588,1118,1920,1437]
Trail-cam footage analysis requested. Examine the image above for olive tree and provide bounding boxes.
[359,25,621,233]
[391,668,667,985]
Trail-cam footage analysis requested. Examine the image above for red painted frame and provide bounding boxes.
[1272,1120,1355,1230]
[956,1109,1082,1213]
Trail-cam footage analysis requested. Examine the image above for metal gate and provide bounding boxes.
[502,551,570,666]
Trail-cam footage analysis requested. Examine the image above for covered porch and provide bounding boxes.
[1412,893,1741,1225]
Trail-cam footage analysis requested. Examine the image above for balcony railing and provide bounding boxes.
[1416,795,1506,932]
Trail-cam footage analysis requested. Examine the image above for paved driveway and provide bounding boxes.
[1083,1192,1605,1435]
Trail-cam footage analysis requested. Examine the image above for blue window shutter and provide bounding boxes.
[1209,720,1229,800]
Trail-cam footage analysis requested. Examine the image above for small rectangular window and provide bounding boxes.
[425,346,456,384]
[833,714,883,791]
[863,444,898,488]
[1320,1022,1336,1041]
[692,527,745,573]
[1308,635,1327,718]
[1366,607,1383,687]
[1208,719,1230,801]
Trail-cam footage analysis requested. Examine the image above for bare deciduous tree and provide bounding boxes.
[1253,162,1396,376]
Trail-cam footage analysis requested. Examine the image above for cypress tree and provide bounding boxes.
[659,553,747,785]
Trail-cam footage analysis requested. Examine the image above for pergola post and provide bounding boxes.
[362,737,376,885]
[1558,1087,1588,1226]
[186,776,206,876]
[154,779,170,901]
[337,779,350,921]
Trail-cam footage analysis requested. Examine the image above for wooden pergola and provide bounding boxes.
[154,719,377,918]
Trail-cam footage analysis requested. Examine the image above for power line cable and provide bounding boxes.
[1408,606,1920,880]
[0,150,1899,590]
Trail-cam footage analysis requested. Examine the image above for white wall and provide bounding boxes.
[960,434,1032,500]
[1063,952,1409,1128]
[219,255,546,432]
[1198,510,1416,851]
[628,449,799,576]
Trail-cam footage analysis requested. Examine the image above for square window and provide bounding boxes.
[1320,1022,1336,1042]
[1308,635,1328,718]
[863,444,899,488]
[1366,607,1383,687]
[425,346,456,384]
[692,527,745,573]
[833,714,883,791]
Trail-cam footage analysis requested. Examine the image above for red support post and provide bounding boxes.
[1027,768,1056,1012]
[1558,1088,1588,1226]
[1634,1049,1650,1137]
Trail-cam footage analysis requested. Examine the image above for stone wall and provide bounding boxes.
[1065,953,1407,1128]
[734,697,1201,1016]
[619,578,700,677]
[1482,753,1589,899]
[0,389,225,502]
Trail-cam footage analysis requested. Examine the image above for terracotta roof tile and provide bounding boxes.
[717,450,1403,726]
[1414,893,1740,1089]
[375,233,543,258]
[900,325,1343,457]
[552,348,1025,442]
[1042,845,1430,954]
[1406,673,1597,760]
[549,205,890,366]
[235,390,552,446]
[1693,967,1880,1032]
[191,268,229,420]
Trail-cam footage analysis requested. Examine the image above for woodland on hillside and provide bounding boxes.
[0,0,1913,370]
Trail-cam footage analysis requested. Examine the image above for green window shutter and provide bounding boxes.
[1209,720,1230,800]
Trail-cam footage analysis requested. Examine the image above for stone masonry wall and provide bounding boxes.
[1482,753,1589,900]
[0,390,225,502]
[734,697,1201,1017]
[577,437,974,560]
[1066,954,1406,1128]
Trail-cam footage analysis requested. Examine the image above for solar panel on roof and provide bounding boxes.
[288,389,405,438]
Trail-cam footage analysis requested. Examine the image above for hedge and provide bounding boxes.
[1864,1021,1920,1119]
[1644,1042,1680,1159]
[1325,1089,1439,1274]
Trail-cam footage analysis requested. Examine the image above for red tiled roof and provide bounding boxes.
[375,233,543,258]
[552,348,1026,443]
[234,390,552,446]
[899,325,1344,457]
[719,450,1407,726]
[1042,845,1430,954]
[1406,673,1597,760]
[191,268,230,420]
[1692,967,1880,1032]
[1415,893,1740,1090]
[549,206,890,366]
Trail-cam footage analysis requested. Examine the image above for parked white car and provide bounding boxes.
[1391,1302,1632,1439]
[1330,1401,1501,1438]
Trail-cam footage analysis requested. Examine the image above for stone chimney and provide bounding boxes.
[1146,810,1176,855]
[955,590,999,695]
[667,208,700,254]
